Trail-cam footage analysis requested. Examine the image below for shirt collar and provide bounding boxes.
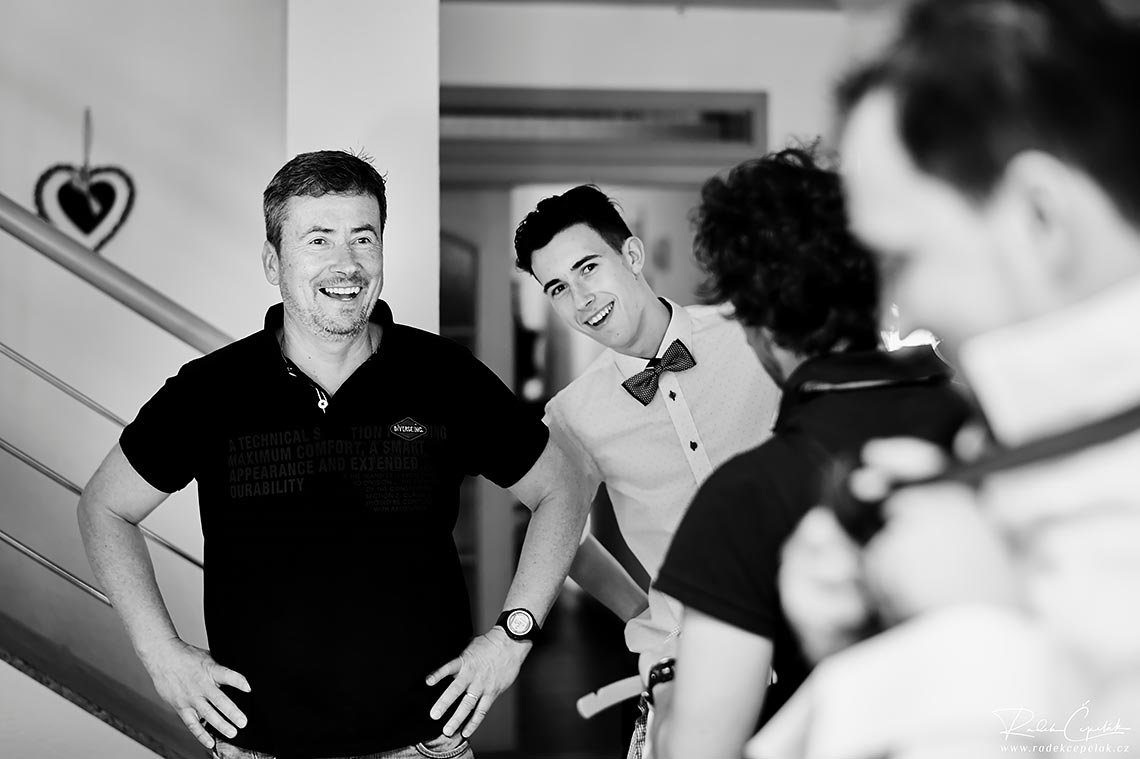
[784,344,953,393]
[613,297,693,380]
[958,274,1140,446]
[772,345,957,429]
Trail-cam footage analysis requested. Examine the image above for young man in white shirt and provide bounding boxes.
[514,185,781,758]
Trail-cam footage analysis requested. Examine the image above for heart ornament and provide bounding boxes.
[34,164,135,252]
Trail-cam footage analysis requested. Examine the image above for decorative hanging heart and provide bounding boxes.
[34,164,135,252]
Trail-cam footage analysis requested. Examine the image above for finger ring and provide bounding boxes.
[462,691,479,701]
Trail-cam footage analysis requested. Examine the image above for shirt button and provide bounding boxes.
[690,441,698,451]
[669,391,677,401]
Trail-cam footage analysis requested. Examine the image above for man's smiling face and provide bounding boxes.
[263,192,384,342]
[841,91,1039,352]
[531,223,653,356]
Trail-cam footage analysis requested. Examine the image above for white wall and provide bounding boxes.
[0,0,288,679]
[440,1,848,150]
[0,0,288,565]
[288,0,441,332]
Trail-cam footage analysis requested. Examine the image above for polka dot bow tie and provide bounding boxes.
[621,339,697,406]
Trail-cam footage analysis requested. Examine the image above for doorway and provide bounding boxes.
[440,85,768,759]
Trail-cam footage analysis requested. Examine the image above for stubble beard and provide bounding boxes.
[283,288,377,343]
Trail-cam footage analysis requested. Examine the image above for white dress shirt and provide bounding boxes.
[545,299,781,678]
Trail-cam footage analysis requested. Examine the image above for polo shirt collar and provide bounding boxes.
[776,345,955,426]
[613,297,693,380]
[262,300,395,380]
[959,274,1140,446]
[785,344,952,393]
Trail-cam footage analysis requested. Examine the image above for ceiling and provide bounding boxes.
[441,0,841,8]
[442,0,1140,17]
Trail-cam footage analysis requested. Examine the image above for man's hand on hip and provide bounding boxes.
[140,637,250,750]
[426,627,531,740]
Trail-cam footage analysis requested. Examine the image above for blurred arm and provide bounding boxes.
[570,533,649,622]
[654,606,773,759]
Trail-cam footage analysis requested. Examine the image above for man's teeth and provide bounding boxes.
[322,286,362,296]
[586,303,613,326]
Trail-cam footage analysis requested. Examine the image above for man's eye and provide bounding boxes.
[581,262,597,274]
[549,284,565,297]
[309,238,327,246]
[355,237,374,245]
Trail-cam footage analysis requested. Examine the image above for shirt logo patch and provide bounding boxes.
[390,417,427,441]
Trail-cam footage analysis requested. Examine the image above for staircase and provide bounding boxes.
[0,189,230,758]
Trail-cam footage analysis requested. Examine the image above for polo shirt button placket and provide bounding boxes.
[314,386,330,413]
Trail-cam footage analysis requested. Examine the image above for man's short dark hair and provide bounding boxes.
[837,0,1140,224]
[513,185,634,275]
[263,150,388,252]
[694,146,880,356]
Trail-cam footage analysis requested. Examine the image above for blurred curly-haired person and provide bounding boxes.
[651,146,973,759]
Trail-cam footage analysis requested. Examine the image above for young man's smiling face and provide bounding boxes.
[531,223,658,357]
[262,192,384,342]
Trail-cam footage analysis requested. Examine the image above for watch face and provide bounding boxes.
[507,609,534,637]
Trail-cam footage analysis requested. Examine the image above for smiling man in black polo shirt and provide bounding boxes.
[77,150,589,759]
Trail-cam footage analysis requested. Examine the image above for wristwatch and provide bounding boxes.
[645,657,676,705]
[495,608,541,642]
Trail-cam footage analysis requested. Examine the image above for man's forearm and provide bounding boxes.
[79,487,252,751]
[661,610,774,759]
[78,502,181,663]
[422,481,591,738]
[502,490,589,624]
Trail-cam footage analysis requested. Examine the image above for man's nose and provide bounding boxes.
[573,284,595,310]
[328,241,361,274]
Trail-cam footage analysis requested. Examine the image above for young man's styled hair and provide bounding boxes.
[263,150,388,252]
[837,0,1140,224]
[694,146,880,357]
[513,184,634,275]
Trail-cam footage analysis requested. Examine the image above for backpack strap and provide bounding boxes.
[832,402,1140,544]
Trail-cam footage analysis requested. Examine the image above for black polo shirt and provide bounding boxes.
[120,301,549,758]
[655,346,973,728]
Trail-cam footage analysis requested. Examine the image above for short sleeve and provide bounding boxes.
[454,350,549,489]
[118,365,204,494]
[543,393,603,500]
[655,449,800,639]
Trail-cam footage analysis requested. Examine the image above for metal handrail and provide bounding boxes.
[0,191,231,354]
[0,436,203,571]
[0,528,110,606]
[0,341,128,428]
